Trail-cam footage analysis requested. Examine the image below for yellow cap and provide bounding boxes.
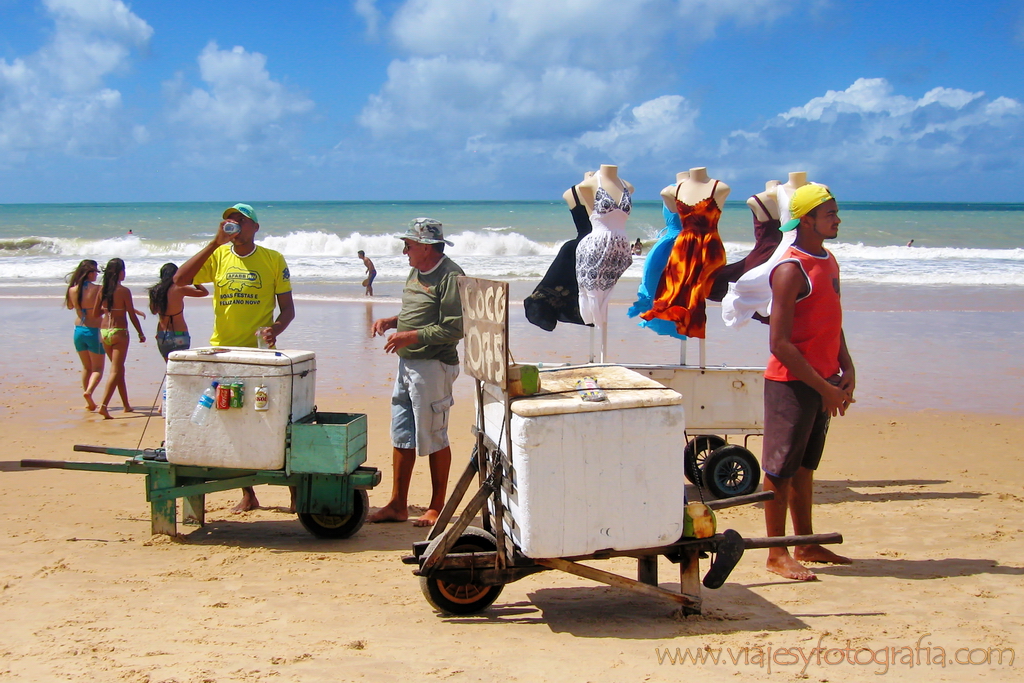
[781,184,834,232]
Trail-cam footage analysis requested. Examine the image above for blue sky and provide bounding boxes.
[1,0,1023,203]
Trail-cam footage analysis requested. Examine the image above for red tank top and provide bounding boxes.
[765,246,842,382]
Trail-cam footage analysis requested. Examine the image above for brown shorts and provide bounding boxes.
[762,379,831,479]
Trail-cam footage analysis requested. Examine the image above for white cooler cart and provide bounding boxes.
[22,347,380,540]
[406,278,843,617]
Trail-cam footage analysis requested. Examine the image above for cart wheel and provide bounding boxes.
[683,435,727,486]
[704,445,761,499]
[420,526,505,616]
[297,489,368,539]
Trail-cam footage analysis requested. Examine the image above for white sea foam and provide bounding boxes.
[1,231,1023,286]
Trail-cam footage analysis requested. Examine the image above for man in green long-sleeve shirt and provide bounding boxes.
[369,218,465,527]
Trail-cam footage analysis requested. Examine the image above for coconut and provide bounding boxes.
[683,502,717,539]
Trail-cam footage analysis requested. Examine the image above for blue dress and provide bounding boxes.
[627,205,687,340]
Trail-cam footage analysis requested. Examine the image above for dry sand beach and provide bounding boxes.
[2,283,1023,681]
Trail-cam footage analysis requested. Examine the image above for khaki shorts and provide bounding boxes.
[391,358,459,456]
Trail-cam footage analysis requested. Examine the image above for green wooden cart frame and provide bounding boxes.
[21,411,381,539]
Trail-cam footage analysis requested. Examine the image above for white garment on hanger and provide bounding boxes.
[721,182,823,328]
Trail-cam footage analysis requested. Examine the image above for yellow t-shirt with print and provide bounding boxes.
[194,245,291,347]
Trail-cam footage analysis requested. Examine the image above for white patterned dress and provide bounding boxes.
[576,177,633,328]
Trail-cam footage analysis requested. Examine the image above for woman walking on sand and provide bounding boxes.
[148,263,208,360]
[65,259,105,410]
[92,258,146,419]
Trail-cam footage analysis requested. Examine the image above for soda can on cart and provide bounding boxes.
[254,384,269,411]
[230,381,244,408]
[216,382,232,410]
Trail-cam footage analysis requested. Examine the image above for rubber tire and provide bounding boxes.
[703,445,761,499]
[420,526,505,616]
[683,435,727,486]
[297,489,369,539]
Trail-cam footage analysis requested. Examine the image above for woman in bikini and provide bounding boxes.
[92,258,146,419]
[65,259,105,410]
[148,263,208,361]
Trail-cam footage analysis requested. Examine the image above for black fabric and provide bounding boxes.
[524,187,594,331]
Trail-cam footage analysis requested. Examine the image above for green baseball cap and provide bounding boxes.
[222,203,258,224]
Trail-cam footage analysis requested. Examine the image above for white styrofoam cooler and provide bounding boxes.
[165,348,316,469]
[482,365,686,558]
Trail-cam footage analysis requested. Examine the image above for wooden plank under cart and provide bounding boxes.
[405,277,843,616]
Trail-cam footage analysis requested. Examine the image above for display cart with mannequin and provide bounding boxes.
[406,277,841,616]
[626,342,765,500]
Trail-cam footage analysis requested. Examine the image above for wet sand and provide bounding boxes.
[2,282,1023,680]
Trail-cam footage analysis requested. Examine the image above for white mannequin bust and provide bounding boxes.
[776,171,810,224]
[563,171,595,208]
[747,180,781,221]
[661,171,690,212]
[783,171,808,191]
[577,164,634,213]
[661,166,730,210]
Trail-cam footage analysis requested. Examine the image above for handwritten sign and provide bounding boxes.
[458,277,508,389]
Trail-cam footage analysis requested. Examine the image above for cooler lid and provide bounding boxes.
[510,365,682,417]
[167,347,315,366]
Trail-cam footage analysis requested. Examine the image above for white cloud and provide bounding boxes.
[719,78,1024,185]
[0,0,152,160]
[353,0,383,39]
[164,43,314,165]
[577,95,699,163]
[356,0,791,171]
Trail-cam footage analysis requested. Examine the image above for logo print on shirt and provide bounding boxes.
[220,267,263,292]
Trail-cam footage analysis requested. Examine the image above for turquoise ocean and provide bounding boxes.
[1,200,1023,290]
[2,200,1023,414]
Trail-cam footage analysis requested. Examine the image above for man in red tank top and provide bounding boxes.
[762,184,856,581]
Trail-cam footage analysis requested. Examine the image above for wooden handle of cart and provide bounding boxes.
[742,532,843,549]
[21,459,74,469]
[706,490,774,510]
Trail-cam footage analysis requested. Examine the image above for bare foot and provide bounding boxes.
[232,488,259,514]
[413,509,440,527]
[123,405,134,414]
[368,503,409,523]
[795,545,852,565]
[97,405,112,420]
[767,552,818,581]
[84,393,97,411]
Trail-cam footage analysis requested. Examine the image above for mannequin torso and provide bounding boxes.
[563,171,595,209]
[777,172,810,224]
[578,165,634,214]
[661,171,690,213]
[747,180,781,221]
[662,167,731,210]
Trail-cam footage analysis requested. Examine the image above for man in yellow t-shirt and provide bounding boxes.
[176,203,294,349]
[175,202,296,512]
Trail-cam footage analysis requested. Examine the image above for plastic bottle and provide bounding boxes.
[222,221,240,235]
[190,381,218,425]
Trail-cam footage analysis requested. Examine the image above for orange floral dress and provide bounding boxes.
[640,180,726,338]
